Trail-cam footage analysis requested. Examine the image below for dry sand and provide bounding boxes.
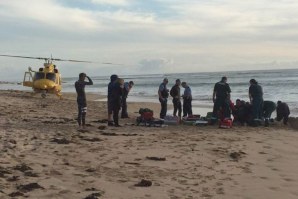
[0,90,298,199]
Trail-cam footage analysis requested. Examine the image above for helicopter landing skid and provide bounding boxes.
[41,90,47,98]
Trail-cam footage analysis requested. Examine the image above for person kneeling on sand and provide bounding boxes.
[263,101,276,127]
[75,73,93,129]
[276,101,290,125]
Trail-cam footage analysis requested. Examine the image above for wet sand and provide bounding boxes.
[1,90,298,199]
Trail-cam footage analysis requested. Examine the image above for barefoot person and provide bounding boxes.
[75,73,93,129]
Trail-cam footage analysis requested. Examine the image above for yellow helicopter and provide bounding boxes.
[0,54,92,99]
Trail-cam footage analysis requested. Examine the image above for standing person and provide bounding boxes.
[75,73,93,129]
[181,82,193,117]
[158,78,169,119]
[107,74,118,126]
[263,101,276,126]
[121,81,134,118]
[170,79,182,118]
[249,79,263,121]
[110,78,124,127]
[212,76,231,119]
[276,101,290,125]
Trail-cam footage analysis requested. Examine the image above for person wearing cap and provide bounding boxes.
[170,79,182,118]
[121,81,134,118]
[181,82,193,117]
[276,101,290,125]
[249,79,263,121]
[212,76,231,119]
[75,73,93,129]
[158,78,169,119]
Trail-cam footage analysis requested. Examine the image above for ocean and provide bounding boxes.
[1,68,298,116]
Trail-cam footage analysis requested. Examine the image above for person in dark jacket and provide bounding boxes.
[158,78,169,119]
[263,101,276,126]
[121,81,134,118]
[181,82,193,117]
[212,76,231,119]
[75,73,93,129]
[249,79,263,121]
[110,78,124,127]
[170,79,182,118]
[107,74,118,126]
[276,101,290,125]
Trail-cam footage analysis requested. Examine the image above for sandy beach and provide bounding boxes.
[1,90,298,199]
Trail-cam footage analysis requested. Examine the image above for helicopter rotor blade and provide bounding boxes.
[0,54,47,60]
[0,54,125,65]
[51,58,93,63]
[102,62,125,66]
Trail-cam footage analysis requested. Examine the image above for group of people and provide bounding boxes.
[158,78,193,119]
[75,73,134,128]
[211,76,290,126]
[74,73,290,129]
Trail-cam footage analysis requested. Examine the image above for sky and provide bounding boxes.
[1,0,298,80]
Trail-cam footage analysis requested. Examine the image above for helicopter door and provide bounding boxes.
[23,71,33,87]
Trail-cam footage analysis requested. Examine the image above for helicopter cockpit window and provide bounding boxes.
[35,72,45,80]
[46,73,56,81]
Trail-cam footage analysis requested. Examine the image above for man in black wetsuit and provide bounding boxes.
[170,79,182,118]
[212,76,231,120]
[75,73,93,129]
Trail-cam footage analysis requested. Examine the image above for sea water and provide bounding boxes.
[1,68,298,116]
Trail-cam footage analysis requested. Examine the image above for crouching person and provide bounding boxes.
[276,101,290,125]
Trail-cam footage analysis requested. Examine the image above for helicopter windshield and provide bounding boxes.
[46,73,56,81]
[35,72,45,80]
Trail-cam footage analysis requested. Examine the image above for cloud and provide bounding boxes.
[138,58,173,73]
[0,0,298,78]
[91,0,132,6]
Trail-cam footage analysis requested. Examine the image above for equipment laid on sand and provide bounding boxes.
[164,115,180,125]
[219,118,233,128]
[136,108,163,127]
